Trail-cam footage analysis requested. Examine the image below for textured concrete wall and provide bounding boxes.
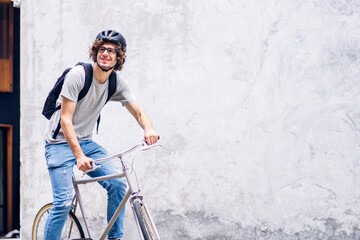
[20,0,360,239]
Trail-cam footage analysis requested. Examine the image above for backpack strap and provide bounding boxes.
[77,62,93,101]
[52,62,93,139]
[107,71,117,103]
[96,71,117,134]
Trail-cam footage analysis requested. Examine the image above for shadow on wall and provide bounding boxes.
[155,210,360,240]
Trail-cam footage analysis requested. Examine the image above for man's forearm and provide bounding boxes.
[60,117,85,160]
[138,111,159,145]
[125,101,158,144]
[138,111,154,131]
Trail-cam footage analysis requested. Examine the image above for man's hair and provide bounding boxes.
[89,39,126,71]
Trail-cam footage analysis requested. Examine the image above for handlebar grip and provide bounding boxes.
[144,135,160,144]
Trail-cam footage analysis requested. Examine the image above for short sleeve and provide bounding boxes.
[60,66,85,102]
[110,75,136,106]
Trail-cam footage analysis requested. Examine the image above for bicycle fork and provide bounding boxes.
[130,195,160,240]
[123,157,160,240]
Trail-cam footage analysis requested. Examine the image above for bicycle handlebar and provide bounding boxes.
[92,139,161,164]
[82,138,161,175]
[84,137,161,175]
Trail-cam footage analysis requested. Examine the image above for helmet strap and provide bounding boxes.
[96,62,116,72]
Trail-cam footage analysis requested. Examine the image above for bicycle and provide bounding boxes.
[32,140,162,240]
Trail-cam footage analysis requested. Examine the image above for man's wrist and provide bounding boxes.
[74,152,86,161]
[144,126,154,132]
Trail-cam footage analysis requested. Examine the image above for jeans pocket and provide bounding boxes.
[45,143,71,168]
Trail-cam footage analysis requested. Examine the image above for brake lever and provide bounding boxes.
[83,162,102,176]
[141,141,163,151]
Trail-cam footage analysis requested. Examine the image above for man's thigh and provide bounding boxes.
[48,163,74,205]
[45,142,76,169]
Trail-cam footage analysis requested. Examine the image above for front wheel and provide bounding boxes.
[133,199,160,240]
[32,203,85,240]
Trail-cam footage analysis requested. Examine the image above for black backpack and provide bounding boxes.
[42,62,117,139]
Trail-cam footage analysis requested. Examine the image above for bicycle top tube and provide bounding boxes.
[92,140,161,164]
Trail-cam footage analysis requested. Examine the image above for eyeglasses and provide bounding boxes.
[98,47,118,55]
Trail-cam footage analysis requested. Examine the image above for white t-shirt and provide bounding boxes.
[45,65,136,144]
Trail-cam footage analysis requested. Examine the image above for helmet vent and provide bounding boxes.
[96,30,127,50]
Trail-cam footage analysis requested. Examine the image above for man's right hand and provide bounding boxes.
[76,155,93,172]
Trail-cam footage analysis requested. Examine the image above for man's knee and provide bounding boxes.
[51,199,73,216]
[52,191,73,213]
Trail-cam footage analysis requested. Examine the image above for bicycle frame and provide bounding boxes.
[71,140,160,240]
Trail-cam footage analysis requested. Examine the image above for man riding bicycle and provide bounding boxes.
[43,30,159,240]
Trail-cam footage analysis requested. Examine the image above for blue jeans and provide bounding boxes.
[43,140,127,240]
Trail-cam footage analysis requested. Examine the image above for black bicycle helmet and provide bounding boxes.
[96,30,127,50]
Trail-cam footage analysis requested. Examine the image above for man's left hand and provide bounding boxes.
[144,127,159,145]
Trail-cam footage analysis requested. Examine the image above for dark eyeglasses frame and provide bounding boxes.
[98,47,118,55]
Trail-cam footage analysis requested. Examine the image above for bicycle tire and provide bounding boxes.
[133,200,159,240]
[32,203,85,240]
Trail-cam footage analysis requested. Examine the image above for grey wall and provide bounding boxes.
[21,0,360,239]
